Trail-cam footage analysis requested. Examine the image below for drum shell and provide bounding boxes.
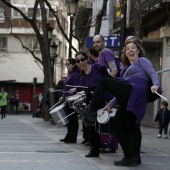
[50,103,69,126]
[97,117,115,135]
[68,95,85,108]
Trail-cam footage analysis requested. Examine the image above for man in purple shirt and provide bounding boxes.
[93,35,118,77]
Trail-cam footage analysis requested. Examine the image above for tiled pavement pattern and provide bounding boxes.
[0,114,169,170]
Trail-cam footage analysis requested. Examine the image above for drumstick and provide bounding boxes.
[98,110,105,117]
[66,85,88,89]
[49,101,61,111]
[58,112,75,123]
[50,89,69,93]
[154,91,168,101]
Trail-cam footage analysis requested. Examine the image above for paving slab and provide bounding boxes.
[0,115,169,170]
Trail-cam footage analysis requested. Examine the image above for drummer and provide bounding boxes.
[59,58,81,144]
[69,51,114,157]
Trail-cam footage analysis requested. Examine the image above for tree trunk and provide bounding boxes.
[134,0,142,38]
[94,0,108,35]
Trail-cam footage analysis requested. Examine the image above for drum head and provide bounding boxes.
[68,95,79,102]
[109,108,117,118]
[97,109,109,124]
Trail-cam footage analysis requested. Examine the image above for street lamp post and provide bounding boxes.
[47,23,58,84]
[119,0,127,57]
[50,42,58,84]
[66,0,78,58]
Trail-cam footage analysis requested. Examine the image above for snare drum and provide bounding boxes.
[97,108,117,135]
[50,103,69,126]
[68,94,86,108]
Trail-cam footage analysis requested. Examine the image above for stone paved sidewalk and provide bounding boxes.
[0,114,169,170]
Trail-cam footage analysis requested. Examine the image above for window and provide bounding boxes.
[13,7,26,18]
[0,8,5,23]
[28,8,33,18]
[26,38,40,51]
[0,37,7,50]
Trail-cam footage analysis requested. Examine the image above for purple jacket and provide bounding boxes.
[63,70,81,97]
[108,57,162,125]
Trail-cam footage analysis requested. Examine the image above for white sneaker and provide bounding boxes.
[165,135,168,138]
[157,134,161,138]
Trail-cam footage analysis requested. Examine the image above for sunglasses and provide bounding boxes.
[76,58,86,64]
[65,63,71,66]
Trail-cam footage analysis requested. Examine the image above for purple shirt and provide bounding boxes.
[80,63,113,101]
[63,70,81,97]
[98,48,116,69]
[108,57,162,125]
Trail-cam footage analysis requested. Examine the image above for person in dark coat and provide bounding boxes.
[14,97,20,114]
[154,101,170,138]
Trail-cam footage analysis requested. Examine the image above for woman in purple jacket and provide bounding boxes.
[75,37,162,166]
[69,52,114,158]
[59,58,81,143]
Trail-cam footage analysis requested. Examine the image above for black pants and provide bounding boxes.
[90,78,142,159]
[159,123,169,135]
[88,121,100,153]
[64,103,79,142]
[1,105,6,118]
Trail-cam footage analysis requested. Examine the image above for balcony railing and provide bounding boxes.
[130,0,164,21]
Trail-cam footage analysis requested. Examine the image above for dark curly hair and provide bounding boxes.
[66,58,79,70]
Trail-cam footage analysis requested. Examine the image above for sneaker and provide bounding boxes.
[73,107,97,121]
[164,135,168,138]
[157,134,161,138]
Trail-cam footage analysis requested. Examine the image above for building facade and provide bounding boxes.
[0,0,69,112]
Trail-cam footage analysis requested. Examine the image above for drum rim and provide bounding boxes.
[50,103,65,113]
[97,109,109,124]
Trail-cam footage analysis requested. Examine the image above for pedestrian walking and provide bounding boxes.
[14,97,20,114]
[9,96,15,114]
[0,87,9,119]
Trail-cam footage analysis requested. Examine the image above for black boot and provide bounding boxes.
[59,138,66,142]
[85,149,99,158]
[114,157,138,166]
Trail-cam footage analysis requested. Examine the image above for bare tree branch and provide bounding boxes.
[4,11,43,65]
[44,0,78,53]
[95,0,108,35]
[1,0,31,23]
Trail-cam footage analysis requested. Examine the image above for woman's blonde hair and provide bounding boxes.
[121,36,145,67]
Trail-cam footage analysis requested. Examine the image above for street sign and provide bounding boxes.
[86,36,120,48]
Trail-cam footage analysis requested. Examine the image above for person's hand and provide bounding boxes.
[59,97,63,102]
[151,85,158,93]
[69,88,76,94]
[103,105,111,113]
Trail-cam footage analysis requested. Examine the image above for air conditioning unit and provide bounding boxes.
[160,26,170,38]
